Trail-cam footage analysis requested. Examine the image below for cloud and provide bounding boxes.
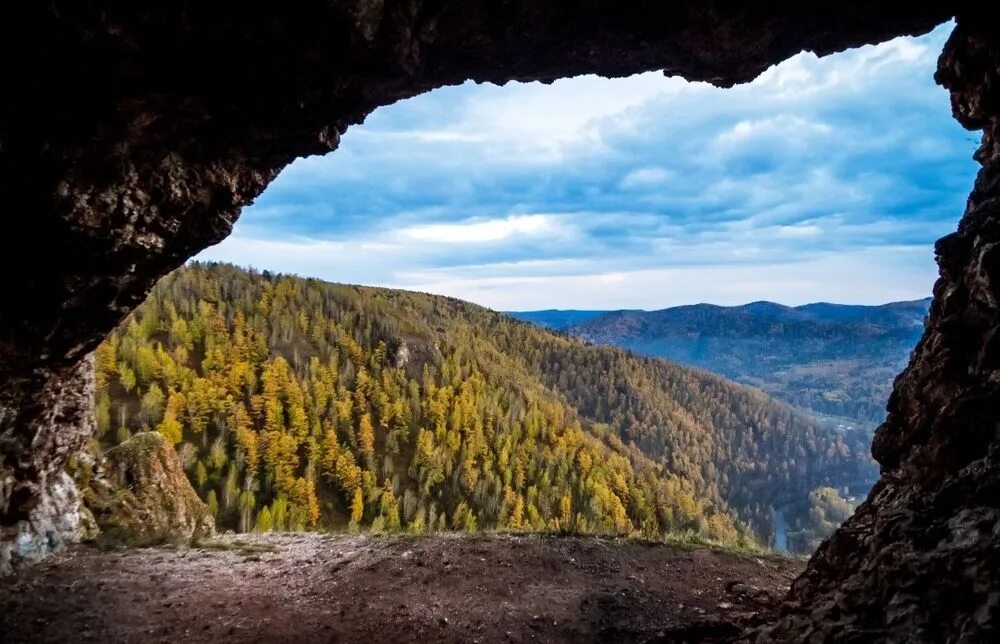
[198,22,978,310]
[773,224,824,239]
[620,167,674,190]
[400,215,559,244]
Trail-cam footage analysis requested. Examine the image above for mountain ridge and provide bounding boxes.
[510,298,929,424]
[510,297,931,330]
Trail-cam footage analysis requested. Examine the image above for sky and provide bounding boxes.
[197,22,980,311]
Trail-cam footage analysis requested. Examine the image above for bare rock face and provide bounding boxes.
[0,356,96,574]
[86,432,214,546]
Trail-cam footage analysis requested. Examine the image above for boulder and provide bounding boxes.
[86,432,214,546]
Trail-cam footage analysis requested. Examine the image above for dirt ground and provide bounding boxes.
[0,533,803,643]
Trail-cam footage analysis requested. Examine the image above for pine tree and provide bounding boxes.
[206,490,219,518]
[239,490,256,533]
[254,506,273,533]
[350,487,364,528]
[358,413,375,458]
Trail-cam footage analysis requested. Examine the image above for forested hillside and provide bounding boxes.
[551,299,929,424]
[92,263,875,547]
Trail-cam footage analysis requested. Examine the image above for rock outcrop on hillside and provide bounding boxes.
[86,432,214,546]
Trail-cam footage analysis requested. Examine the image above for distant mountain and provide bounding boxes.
[556,298,930,424]
[506,309,611,330]
[94,263,876,551]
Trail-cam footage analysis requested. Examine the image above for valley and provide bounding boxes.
[513,299,928,435]
[88,262,875,553]
[512,301,929,553]
[510,299,930,552]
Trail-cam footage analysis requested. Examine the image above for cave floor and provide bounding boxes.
[0,533,802,643]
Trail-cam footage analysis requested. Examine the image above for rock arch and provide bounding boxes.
[2,1,996,638]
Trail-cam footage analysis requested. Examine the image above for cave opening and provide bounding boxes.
[2,2,999,640]
[136,22,968,553]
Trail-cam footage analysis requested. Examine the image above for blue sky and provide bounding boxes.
[198,22,979,310]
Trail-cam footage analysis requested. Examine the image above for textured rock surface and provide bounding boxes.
[86,432,214,546]
[755,14,1000,643]
[0,1,954,571]
[0,357,96,574]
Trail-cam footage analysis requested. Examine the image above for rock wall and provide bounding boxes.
[0,357,95,573]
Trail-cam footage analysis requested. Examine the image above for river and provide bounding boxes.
[774,507,789,553]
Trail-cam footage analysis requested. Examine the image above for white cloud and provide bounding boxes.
[773,224,823,238]
[714,116,832,149]
[458,73,682,149]
[620,167,674,189]
[399,214,559,243]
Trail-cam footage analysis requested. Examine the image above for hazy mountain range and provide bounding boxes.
[510,298,930,426]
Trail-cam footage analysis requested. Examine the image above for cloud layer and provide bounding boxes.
[198,23,979,310]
